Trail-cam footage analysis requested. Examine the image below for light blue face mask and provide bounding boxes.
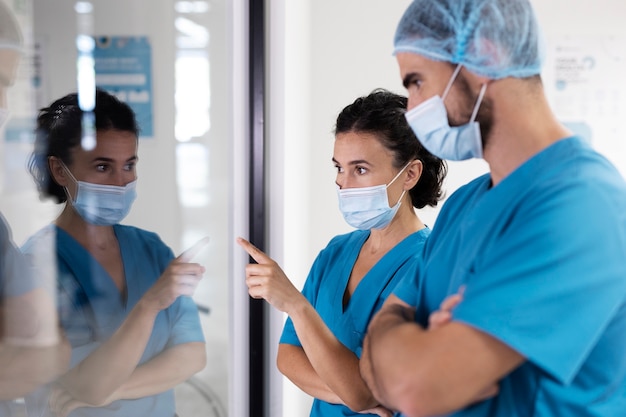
[337,164,408,230]
[61,163,137,226]
[405,64,487,161]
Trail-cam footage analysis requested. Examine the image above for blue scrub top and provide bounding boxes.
[394,137,626,416]
[0,212,35,298]
[22,224,205,417]
[281,228,430,417]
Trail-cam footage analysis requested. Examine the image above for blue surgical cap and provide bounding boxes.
[394,0,544,79]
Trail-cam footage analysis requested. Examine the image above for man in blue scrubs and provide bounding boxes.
[360,1,626,416]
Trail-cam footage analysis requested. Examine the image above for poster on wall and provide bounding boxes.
[544,35,626,175]
[94,36,154,138]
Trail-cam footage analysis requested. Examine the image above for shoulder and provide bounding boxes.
[114,225,170,250]
[21,224,56,255]
[114,224,164,242]
[324,230,368,252]
[114,225,174,262]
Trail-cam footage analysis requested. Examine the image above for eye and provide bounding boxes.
[124,162,136,171]
[403,75,423,93]
[96,164,109,172]
[355,166,367,175]
[334,163,344,173]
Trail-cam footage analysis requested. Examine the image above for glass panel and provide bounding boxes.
[1,0,233,415]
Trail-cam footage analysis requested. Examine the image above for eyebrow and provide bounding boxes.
[332,157,371,166]
[90,155,138,164]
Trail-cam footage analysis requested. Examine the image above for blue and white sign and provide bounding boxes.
[94,36,154,138]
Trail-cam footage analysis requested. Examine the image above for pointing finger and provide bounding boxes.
[237,237,272,264]
[177,236,210,263]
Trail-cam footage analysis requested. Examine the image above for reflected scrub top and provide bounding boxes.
[280,228,430,417]
[22,224,205,417]
[0,212,35,298]
[394,137,626,417]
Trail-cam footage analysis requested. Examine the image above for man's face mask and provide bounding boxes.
[405,64,487,161]
[61,162,137,226]
[336,163,409,230]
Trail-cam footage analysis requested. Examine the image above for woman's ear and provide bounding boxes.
[48,156,69,187]
[404,159,423,189]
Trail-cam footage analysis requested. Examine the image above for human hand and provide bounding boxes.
[428,286,464,330]
[358,405,394,417]
[428,287,500,402]
[141,237,209,313]
[237,237,303,313]
[48,383,115,417]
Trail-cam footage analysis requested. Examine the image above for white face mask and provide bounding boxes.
[61,163,137,226]
[405,64,487,161]
[337,163,408,230]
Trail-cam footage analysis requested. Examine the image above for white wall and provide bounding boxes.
[269,1,626,415]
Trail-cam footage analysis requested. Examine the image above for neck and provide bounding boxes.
[366,203,425,252]
[56,205,117,249]
[482,78,572,186]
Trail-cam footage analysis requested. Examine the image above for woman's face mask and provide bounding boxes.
[336,163,408,230]
[405,64,487,161]
[61,162,137,226]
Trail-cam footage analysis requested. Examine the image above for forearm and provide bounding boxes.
[60,301,157,404]
[366,302,524,417]
[111,342,206,401]
[2,289,60,346]
[0,337,71,400]
[277,343,342,404]
[288,301,379,411]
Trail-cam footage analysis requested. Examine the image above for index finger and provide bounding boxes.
[177,236,210,262]
[236,237,272,264]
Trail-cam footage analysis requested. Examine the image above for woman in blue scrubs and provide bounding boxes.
[238,89,446,416]
[22,89,206,417]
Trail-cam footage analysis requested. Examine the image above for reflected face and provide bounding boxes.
[61,129,138,198]
[333,131,405,206]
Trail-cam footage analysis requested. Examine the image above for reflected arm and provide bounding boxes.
[109,341,206,401]
[0,335,71,400]
[58,301,158,405]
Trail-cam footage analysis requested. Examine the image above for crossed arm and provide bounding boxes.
[238,237,390,416]
[361,294,525,417]
[51,253,207,416]
[0,288,71,400]
[276,302,386,414]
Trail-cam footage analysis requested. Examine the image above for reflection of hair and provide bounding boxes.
[29,88,139,203]
[0,1,23,49]
[334,89,446,209]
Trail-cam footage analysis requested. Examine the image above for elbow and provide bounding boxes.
[69,386,112,407]
[189,343,207,374]
[391,373,453,417]
[344,395,379,414]
[275,348,289,377]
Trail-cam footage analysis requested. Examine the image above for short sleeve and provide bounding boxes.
[454,179,626,384]
[391,257,422,308]
[1,215,37,298]
[166,296,205,347]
